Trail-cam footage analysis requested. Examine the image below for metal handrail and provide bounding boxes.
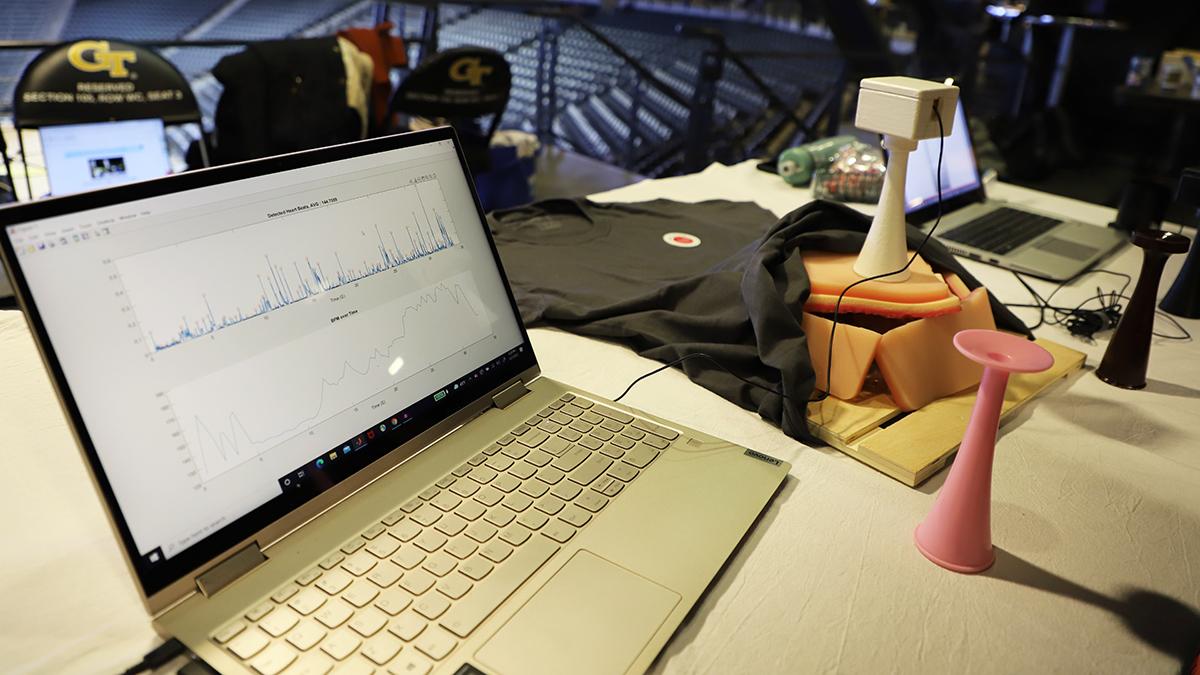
[520,6,846,173]
[0,3,841,176]
[514,6,705,173]
[677,25,812,140]
[543,14,692,111]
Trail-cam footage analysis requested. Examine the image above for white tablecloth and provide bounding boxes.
[2,161,1198,674]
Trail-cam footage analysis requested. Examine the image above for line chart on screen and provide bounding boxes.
[108,173,493,483]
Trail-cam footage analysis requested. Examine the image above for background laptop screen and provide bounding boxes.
[904,100,981,213]
[4,134,529,589]
[40,118,172,197]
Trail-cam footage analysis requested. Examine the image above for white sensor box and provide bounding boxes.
[855,76,959,140]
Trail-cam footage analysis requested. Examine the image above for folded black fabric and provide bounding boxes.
[491,197,1030,443]
[210,38,360,165]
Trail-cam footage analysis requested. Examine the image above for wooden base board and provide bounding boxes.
[806,337,1086,487]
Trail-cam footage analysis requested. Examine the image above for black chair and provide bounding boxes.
[11,38,209,199]
[389,47,511,175]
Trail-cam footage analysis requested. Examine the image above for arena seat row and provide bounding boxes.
[2,1,840,179]
[200,0,364,40]
[0,1,76,115]
[60,0,229,42]
[431,9,841,173]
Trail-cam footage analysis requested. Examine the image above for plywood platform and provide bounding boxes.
[805,337,1086,487]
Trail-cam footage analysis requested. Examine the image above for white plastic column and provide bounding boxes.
[854,134,918,283]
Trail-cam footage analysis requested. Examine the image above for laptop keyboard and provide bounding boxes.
[210,393,677,675]
[940,206,1062,255]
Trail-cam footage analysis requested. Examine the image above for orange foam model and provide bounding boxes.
[875,287,997,411]
[802,312,881,400]
[802,251,962,318]
[943,272,971,300]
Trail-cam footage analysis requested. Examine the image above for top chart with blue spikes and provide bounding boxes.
[113,172,462,354]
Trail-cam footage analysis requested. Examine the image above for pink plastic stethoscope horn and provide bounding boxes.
[915,329,1054,573]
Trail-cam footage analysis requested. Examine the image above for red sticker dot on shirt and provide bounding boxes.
[663,232,701,248]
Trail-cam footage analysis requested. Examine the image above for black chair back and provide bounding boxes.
[14,38,202,127]
[10,38,208,199]
[390,47,511,173]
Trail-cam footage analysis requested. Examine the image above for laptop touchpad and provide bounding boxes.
[476,550,681,675]
[1034,236,1098,260]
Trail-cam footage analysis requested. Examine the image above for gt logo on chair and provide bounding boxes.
[449,57,494,86]
[67,40,137,78]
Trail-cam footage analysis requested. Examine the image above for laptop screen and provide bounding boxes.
[2,130,533,595]
[40,118,172,197]
[904,100,981,213]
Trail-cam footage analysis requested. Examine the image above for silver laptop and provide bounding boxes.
[39,118,173,197]
[0,127,787,675]
[904,100,1126,281]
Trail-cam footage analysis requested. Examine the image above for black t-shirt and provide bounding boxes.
[490,198,777,324]
[490,198,1030,443]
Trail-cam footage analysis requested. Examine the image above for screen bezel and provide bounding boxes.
[0,127,539,606]
[903,101,987,226]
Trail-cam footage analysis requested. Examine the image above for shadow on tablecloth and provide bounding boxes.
[1038,390,1191,448]
[987,548,1200,675]
[1142,378,1200,400]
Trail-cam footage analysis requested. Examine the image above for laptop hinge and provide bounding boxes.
[491,379,530,410]
[195,541,267,598]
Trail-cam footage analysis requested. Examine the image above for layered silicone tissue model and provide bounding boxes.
[801,251,996,410]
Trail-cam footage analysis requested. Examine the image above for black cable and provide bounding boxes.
[814,99,947,402]
[1010,269,1131,335]
[1012,272,1050,330]
[1033,269,1132,312]
[1014,273,1108,329]
[119,638,186,675]
[1065,292,1190,340]
[1005,273,1191,341]
[1150,307,1193,340]
[612,352,796,404]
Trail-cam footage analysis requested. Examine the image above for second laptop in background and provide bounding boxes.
[905,100,1126,281]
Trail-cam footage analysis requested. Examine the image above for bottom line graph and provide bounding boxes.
[167,271,492,482]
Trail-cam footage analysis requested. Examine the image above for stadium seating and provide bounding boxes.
[1,0,842,178]
[60,0,229,42]
[201,0,364,40]
[0,0,75,115]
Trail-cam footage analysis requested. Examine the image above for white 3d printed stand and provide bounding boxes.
[852,77,960,283]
